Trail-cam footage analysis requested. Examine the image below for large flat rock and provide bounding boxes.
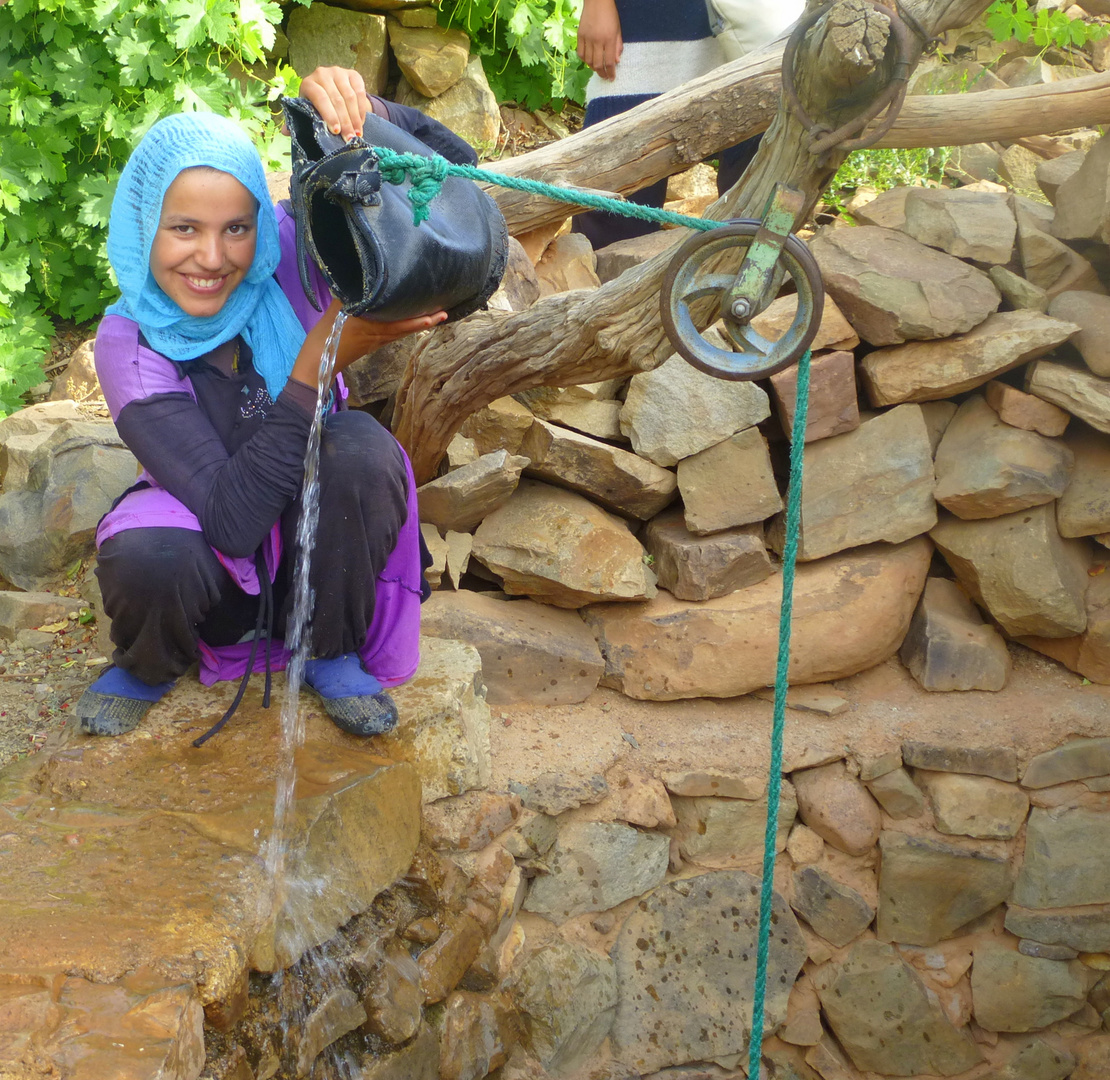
[859,310,1078,406]
[809,224,1000,346]
[0,678,422,994]
[471,480,657,608]
[931,504,1091,638]
[767,405,936,561]
[610,870,806,1074]
[419,590,604,706]
[1026,360,1110,434]
[582,538,931,700]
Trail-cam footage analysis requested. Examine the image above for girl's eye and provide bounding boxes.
[227,223,253,237]
[172,224,194,235]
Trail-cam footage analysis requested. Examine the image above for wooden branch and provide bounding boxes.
[484,47,1110,238]
[395,0,997,483]
[871,70,1110,148]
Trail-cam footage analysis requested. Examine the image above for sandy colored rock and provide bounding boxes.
[386,21,469,98]
[749,292,860,352]
[287,5,388,93]
[396,56,500,150]
[850,185,909,230]
[661,768,764,799]
[1051,130,1110,246]
[522,821,670,922]
[1027,360,1110,434]
[902,739,1019,781]
[971,945,1091,1033]
[984,379,1070,436]
[814,939,983,1076]
[934,395,1073,519]
[877,832,1013,946]
[382,637,492,801]
[582,538,931,700]
[916,770,1029,839]
[1014,806,1110,908]
[511,940,617,1074]
[47,338,101,403]
[1024,737,1110,789]
[1049,291,1110,376]
[593,229,680,283]
[641,507,771,602]
[989,265,1050,312]
[931,504,1090,638]
[0,971,204,1080]
[534,232,601,296]
[0,682,422,995]
[508,772,607,816]
[677,427,782,534]
[669,783,797,867]
[0,591,84,641]
[921,400,959,454]
[866,767,926,819]
[610,870,806,1073]
[620,350,771,468]
[417,450,528,532]
[439,991,519,1080]
[791,867,875,948]
[472,480,656,608]
[458,396,534,456]
[859,310,1079,406]
[809,224,1000,346]
[902,186,1017,264]
[1058,426,1110,537]
[420,590,603,706]
[519,418,677,520]
[539,398,624,442]
[1038,149,1087,205]
[786,823,825,865]
[769,349,860,443]
[792,760,881,856]
[900,576,1011,692]
[768,405,936,561]
[1005,905,1110,953]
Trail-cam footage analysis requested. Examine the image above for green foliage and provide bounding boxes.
[985,0,1109,51]
[826,146,953,215]
[442,0,589,110]
[0,0,298,416]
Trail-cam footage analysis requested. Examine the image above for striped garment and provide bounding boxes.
[583,0,724,127]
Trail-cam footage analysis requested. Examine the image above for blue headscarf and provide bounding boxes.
[106,112,305,401]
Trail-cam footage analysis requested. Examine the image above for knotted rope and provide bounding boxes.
[372,145,726,231]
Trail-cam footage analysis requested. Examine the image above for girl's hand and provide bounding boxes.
[292,300,447,386]
[299,67,370,141]
[576,0,623,80]
[340,309,449,364]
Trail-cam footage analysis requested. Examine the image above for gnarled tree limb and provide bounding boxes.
[394,0,1000,483]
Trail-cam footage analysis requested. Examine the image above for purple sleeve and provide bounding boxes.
[94,315,314,559]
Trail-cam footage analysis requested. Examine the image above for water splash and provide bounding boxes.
[260,311,347,926]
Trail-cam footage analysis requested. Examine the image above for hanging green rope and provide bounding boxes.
[748,349,811,1079]
[369,146,812,1074]
[371,145,726,232]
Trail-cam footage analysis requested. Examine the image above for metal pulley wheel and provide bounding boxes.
[660,190,825,381]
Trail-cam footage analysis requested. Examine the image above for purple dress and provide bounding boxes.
[94,204,425,689]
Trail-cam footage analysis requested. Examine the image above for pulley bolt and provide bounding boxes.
[730,298,751,321]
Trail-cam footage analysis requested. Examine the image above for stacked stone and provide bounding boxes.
[284,0,500,149]
[411,130,1110,706]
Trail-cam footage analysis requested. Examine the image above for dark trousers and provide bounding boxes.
[573,134,763,250]
[96,411,409,685]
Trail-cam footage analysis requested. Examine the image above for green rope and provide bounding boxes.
[748,349,811,1080]
[370,143,809,1076]
[371,146,726,231]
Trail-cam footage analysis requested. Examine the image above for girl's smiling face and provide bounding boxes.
[149,167,258,318]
